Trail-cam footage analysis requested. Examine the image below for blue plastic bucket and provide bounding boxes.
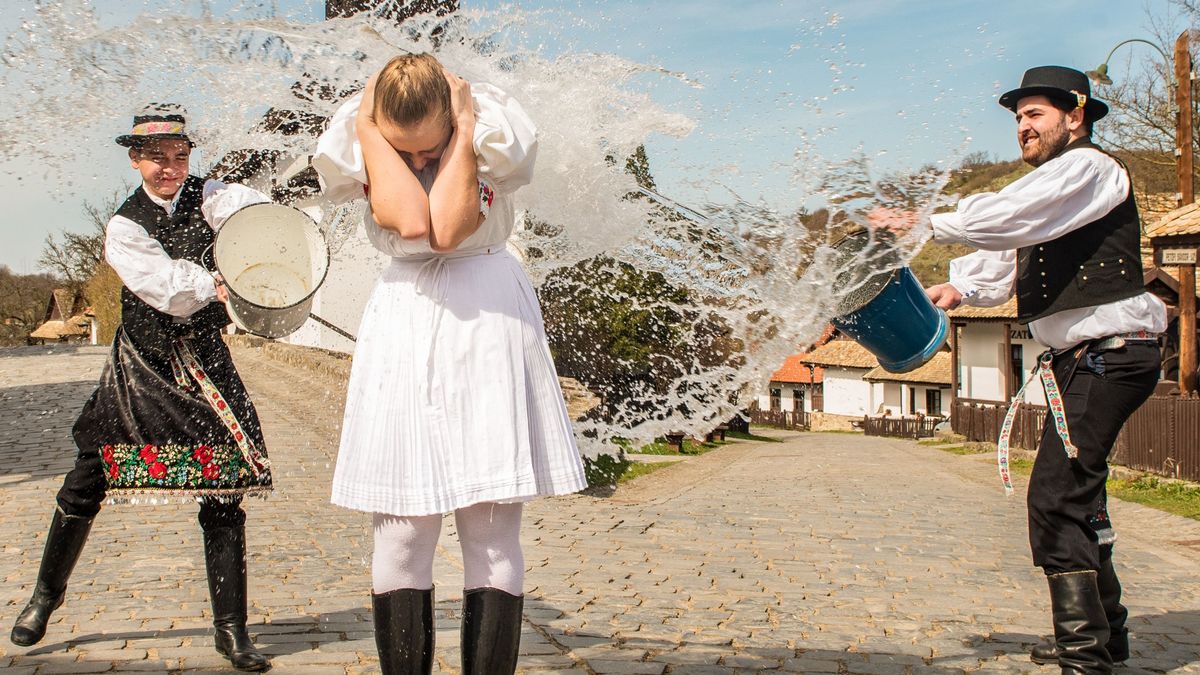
[829,231,948,374]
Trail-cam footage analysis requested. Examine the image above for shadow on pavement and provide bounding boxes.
[950,608,1200,672]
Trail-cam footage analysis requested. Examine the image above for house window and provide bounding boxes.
[1009,344,1024,399]
[770,388,782,412]
[792,389,804,412]
[909,387,918,415]
[926,389,942,417]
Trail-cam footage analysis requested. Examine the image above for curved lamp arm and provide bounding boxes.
[1087,38,1171,85]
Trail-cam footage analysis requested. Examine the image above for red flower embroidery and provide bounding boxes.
[109,463,120,479]
[202,463,221,481]
[216,400,227,410]
[148,462,168,479]
[102,445,115,463]
[193,445,214,465]
[139,444,158,463]
[195,369,206,380]
[230,423,239,430]
[234,431,244,441]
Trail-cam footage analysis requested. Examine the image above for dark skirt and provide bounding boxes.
[71,327,272,500]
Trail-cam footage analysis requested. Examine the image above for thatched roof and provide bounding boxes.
[30,289,91,341]
[864,351,952,385]
[29,315,90,340]
[798,339,878,370]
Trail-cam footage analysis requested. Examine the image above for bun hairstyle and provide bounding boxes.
[372,53,453,129]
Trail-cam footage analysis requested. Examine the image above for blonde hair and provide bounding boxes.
[372,53,452,129]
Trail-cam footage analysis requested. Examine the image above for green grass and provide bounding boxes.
[1108,476,1200,521]
[617,460,680,484]
[1008,457,1035,475]
[936,445,990,456]
[726,430,783,443]
[634,438,723,456]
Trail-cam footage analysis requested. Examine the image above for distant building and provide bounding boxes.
[863,351,952,417]
[28,289,95,345]
[947,298,1045,406]
[756,352,823,414]
[797,339,878,427]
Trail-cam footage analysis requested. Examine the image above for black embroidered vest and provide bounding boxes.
[115,176,228,356]
[1015,139,1144,324]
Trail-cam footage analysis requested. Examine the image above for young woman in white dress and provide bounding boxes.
[312,53,587,674]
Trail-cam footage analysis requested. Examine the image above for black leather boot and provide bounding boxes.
[10,508,94,647]
[1031,558,1128,665]
[372,588,434,675]
[203,525,270,672]
[461,587,523,675]
[1043,571,1112,674]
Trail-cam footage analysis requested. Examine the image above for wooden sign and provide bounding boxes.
[1162,248,1198,265]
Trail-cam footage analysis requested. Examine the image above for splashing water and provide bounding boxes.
[1,1,962,460]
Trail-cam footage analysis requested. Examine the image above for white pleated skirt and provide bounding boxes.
[331,247,588,516]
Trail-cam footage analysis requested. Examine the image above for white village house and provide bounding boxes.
[946,298,1046,406]
[863,351,953,418]
[754,352,823,414]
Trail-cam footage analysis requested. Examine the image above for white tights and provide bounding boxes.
[372,502,524,596]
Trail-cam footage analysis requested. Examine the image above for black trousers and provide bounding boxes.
[1027,340,1159,574]
[56,443,245,530]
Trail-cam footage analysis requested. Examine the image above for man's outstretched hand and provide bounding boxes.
[926,282,962,310]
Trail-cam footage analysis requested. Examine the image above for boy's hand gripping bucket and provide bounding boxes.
[829,231,948,373]
[212,203,330,339]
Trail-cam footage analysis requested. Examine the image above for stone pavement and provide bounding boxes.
[1,342,1199,674]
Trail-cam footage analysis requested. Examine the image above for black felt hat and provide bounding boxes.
[998,65,1109,121]
[115,104,194,147]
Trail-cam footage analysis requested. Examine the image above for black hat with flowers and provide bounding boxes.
[998,65,1109,121]
[115,103,194,148]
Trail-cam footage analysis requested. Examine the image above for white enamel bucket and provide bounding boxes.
[212,203,330,339]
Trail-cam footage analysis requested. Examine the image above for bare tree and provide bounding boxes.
[1090,1,1199,195]
[38,187,128,288]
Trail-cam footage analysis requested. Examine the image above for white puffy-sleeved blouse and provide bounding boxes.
[311,83,537,257]
[105,180,268,318]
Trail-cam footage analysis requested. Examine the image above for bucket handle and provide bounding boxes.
[309,313,357,342]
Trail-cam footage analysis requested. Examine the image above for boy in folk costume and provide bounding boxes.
[925,67,1167,673]
[10,106,274,672]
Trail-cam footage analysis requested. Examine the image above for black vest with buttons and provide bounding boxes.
[1015,138,1144,324]
[115,175,228,358]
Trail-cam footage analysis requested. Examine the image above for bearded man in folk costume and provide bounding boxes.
[10,107,274,672]
[925,67,1168,673]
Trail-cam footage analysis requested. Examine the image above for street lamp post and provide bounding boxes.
[1089,31,1197,394]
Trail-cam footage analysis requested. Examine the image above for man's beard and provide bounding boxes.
[1020,118,1071,167]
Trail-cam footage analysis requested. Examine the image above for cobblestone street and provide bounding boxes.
[2,343,1198,674]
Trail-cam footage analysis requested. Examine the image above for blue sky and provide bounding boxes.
[0,0,1183,273]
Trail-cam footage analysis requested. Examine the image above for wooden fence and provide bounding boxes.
[748,407,810,431]
[1115,393,1200,480]
[952,393,1200,482]
[861,416,942,440]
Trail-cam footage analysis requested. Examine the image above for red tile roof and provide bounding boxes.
[770,353,823,384]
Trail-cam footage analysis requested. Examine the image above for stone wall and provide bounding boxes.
[807,411,860,432]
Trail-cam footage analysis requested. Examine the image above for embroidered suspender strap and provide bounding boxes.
[170,339,270,477]
[169,354,192,390]
[996,367,1035,495]
[1038,351,1079,459]
[995,350,1079,495]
